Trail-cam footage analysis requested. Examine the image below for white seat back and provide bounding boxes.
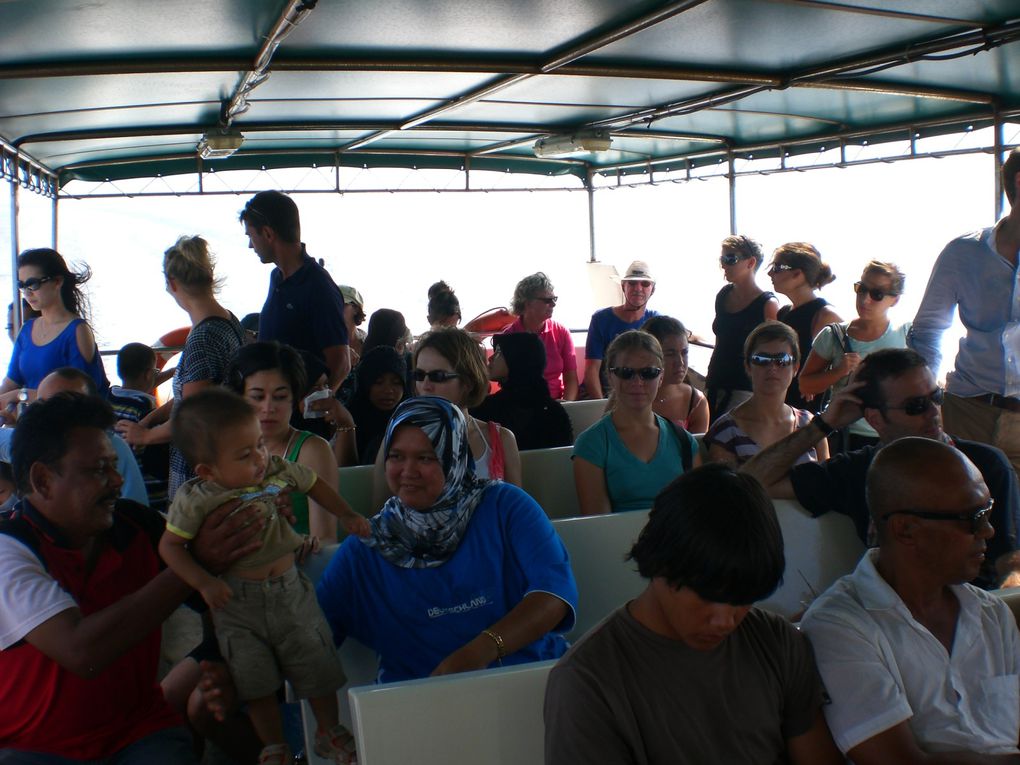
[552,510,650,640]
[759,500,865,619]
[338,463,375,518]
[520,445,579,519]
[562,398,606,440]
[348,661,555,765]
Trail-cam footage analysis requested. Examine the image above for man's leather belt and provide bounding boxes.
[972,393,1020,413]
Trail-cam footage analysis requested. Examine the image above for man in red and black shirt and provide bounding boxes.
[0,393,259,762]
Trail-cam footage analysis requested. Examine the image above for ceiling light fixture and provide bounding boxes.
[198,128,244,159]
[534,130,612,158]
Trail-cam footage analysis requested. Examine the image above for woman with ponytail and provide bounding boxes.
[116,236,244,498]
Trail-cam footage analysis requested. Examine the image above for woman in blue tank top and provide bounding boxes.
[0,248,109,408]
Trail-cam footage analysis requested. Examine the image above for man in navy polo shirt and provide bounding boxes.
[240,191,350,389]
[0,393,262,762]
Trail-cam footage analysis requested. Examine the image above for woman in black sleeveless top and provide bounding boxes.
[705,235,778,423]
[769,242,842,413]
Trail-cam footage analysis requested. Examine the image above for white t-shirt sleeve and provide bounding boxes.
[0,534,77,650]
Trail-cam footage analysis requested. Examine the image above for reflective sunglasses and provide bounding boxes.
[720,253,751,266]
[881,499,993,535]
[609,366,662,381]
[17,276,53,293]
[748,352,795,368]
[854,281,898,301]
[413,369,460,383]
[535,296,558,305]
[767,263,796,275]
[883,387,944,416]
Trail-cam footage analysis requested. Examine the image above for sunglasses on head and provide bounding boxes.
[767,263,796,275]
[883,387,944,416]
[748,352,795,368]
[854,281,898,302]
[720,253,751,266]
[17,276,53,293]
[881,499,993,535]
[413,369,460,383]
[535,296,558,305]
[609,366,662,381]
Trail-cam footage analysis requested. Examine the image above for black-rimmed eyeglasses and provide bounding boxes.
[17,276,53,293]
[413,369,460,383]
[609,366,662,381]
[883,387,944,416]
[881,500,994,535]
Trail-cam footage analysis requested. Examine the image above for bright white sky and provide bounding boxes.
[0,125,1016,385]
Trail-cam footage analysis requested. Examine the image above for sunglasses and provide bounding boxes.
[609,366,662,381]
[535,296,558,305]
[623,280,653,289]
[413,369,460,383]
[883,387,944,416]
[720,253,750,266]
[881,499,993,535]
[767,263,796,275]
[748,352,795,368]
[854,281,898,301]
[17,276,54,293]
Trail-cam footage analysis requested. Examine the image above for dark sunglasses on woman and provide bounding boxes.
[748,352,795,368]
[17,276,53,293]
[413,369,460,383]
[767,263,795,275]
[720,253,750,266]
[609,366,662,381]
[854,281,898,302]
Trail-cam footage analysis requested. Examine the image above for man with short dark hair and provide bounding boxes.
[802,438,1020,762]
[240,190,350,389]
[544,464,841,765]
[910,147,1020,477]
[0,393,260,762]
[742,348,1020,589]
[582,260,659,399]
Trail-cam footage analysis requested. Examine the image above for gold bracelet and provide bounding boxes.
[481,628,506,659]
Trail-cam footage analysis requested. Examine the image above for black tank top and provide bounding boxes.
[706,285,776,392]
[778,297,828,412]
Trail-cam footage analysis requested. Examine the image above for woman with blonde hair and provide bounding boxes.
[574,330,700,515]
[768,242,842,412]
[798,260,909,450]
[116,235,244,497]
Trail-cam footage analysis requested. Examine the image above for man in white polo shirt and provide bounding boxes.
[801,437,1020,763]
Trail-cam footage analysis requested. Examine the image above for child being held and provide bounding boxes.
[159,387,370,765]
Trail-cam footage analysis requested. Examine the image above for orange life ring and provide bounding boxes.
[154,326,190,369]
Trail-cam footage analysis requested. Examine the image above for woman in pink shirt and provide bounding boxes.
[503,272,578,400]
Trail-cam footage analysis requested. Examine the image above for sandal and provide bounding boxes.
[314,723,358,764]
[257,743,292,765]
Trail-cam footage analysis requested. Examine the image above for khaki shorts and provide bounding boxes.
[214,566,346,701]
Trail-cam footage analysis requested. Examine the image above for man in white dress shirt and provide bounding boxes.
[801,437,1020,764]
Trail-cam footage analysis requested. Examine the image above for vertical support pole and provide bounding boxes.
[586,167,597,263]
[51,189,58,249]
[464,155,471,191]
[994,111,1005,222]
[197,156,204,194]
[334,151,341,193]
[728,153,737,235]
[10,175,21,333]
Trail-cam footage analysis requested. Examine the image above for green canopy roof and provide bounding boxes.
[2,0,1018,191]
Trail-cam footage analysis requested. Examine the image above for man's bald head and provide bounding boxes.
[37,367,96,400]
[867,437,985,539]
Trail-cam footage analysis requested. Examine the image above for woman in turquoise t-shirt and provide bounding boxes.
[573,330,700,514]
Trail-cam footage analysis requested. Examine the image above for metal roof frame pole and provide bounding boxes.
[9,176,21,333]
[586,167,597,263]
[727,153,737,235]
[994,111,1005,221]
[51,191,57,249]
